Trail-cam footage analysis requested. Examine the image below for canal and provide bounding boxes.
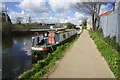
[2,33,48,79]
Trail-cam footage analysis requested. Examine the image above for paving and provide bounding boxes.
[48,30,115,78]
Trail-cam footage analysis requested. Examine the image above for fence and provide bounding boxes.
[99,2,120,45]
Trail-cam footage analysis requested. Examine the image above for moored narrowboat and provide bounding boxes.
[31,29,77,53]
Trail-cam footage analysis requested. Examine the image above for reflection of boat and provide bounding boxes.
[31,29,77,52]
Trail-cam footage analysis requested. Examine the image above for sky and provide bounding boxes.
[1,0,113,25]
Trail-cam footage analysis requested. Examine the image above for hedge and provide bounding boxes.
[89,29,120,78]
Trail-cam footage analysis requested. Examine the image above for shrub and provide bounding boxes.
[96,28,120,53]
[82,26,87,29]
[2,21,12,35]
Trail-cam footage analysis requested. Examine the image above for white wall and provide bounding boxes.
[99,2,120,45]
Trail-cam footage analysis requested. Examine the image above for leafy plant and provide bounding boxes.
[96,28,120,53]
[2,21,12,35]
[89,30,120,78]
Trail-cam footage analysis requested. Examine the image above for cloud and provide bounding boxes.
[99,3,113,14]
[8,0,91,25]
[17,0,48,13]
[0,3,3,12]
[74,12,85,18]
[66,17,82,25]
[57,16,82,25]
[74,12,90,20]
[55,13,66,18]
[0,3,9,12]
[9,10,31,23]
[99,4,108,14]
[49,0,79,12]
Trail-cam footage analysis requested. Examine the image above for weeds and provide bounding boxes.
[89,29,120,78]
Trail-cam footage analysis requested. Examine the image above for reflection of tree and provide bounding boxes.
[2,36,13,49]
[13,34,32,42]
[2,34,33,49]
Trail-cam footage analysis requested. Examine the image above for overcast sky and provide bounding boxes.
[1,0,113,25]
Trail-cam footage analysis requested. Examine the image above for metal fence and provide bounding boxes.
[99,2,120,45]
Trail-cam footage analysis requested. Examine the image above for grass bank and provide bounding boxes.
[89,29,120,78]
[19,32,82,79]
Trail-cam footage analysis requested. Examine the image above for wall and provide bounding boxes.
[99,2,120,45]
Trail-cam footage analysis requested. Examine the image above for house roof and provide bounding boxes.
[98,10,113,17]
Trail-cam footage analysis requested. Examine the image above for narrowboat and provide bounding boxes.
[31,29,77,53]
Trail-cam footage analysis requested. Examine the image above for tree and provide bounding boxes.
[77,2,102,31]
[1,11,12,23]
[112,0,116,11]
[66,23,76,29]
[2,21,12,34]
[77,1,115,31]
[28,16,31,23]
[16,17,22,24]
[1,11,12,35]
[82,19,87,26]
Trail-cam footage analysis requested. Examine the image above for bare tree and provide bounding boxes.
[16,17,22,24]
[28,16,31,23]
[113,0,116,11]
[77,1,102,31]
[77,0,116,31]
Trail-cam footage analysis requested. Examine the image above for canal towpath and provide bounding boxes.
[48,30,115,78]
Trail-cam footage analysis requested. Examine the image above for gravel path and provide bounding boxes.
[48,30,115,78]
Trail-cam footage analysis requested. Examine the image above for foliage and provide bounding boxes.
[19,34,80,79]
[66,23,76,29]
[77,2,114,31]
[82,19,87,26]
[2,21,12,35]
[13,23,42,28]
[96,28,120,53]
[77,2,102,31]
[1,12,12,23]
[82,26,87,29]
[1,12,12,35]
[89,29,120,78]
[12,23,55,31]
[14,23,56,28]
[16,17,22,24]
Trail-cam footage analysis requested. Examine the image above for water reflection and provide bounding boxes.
[2,36,13,49]
[2,35,33,79]
[2,33,50,79]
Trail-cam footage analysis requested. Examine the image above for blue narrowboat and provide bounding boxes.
[31,29,77,52]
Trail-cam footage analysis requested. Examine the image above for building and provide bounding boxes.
[87,19,92,30]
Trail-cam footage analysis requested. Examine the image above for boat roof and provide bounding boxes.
[56,29,75,33]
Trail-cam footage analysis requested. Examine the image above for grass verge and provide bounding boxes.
[18,31,82,80]
[89,30,120,78]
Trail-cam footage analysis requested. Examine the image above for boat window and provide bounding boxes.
[32,37,35,46]
[68,33,70,36]
[63,34,66,39]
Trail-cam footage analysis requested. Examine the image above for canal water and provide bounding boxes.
[2,35,33,79]
[2,34,48,79]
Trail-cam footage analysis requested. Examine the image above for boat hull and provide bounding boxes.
[31,33,77,53]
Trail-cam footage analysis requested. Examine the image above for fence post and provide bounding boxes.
[118,2,120,45]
